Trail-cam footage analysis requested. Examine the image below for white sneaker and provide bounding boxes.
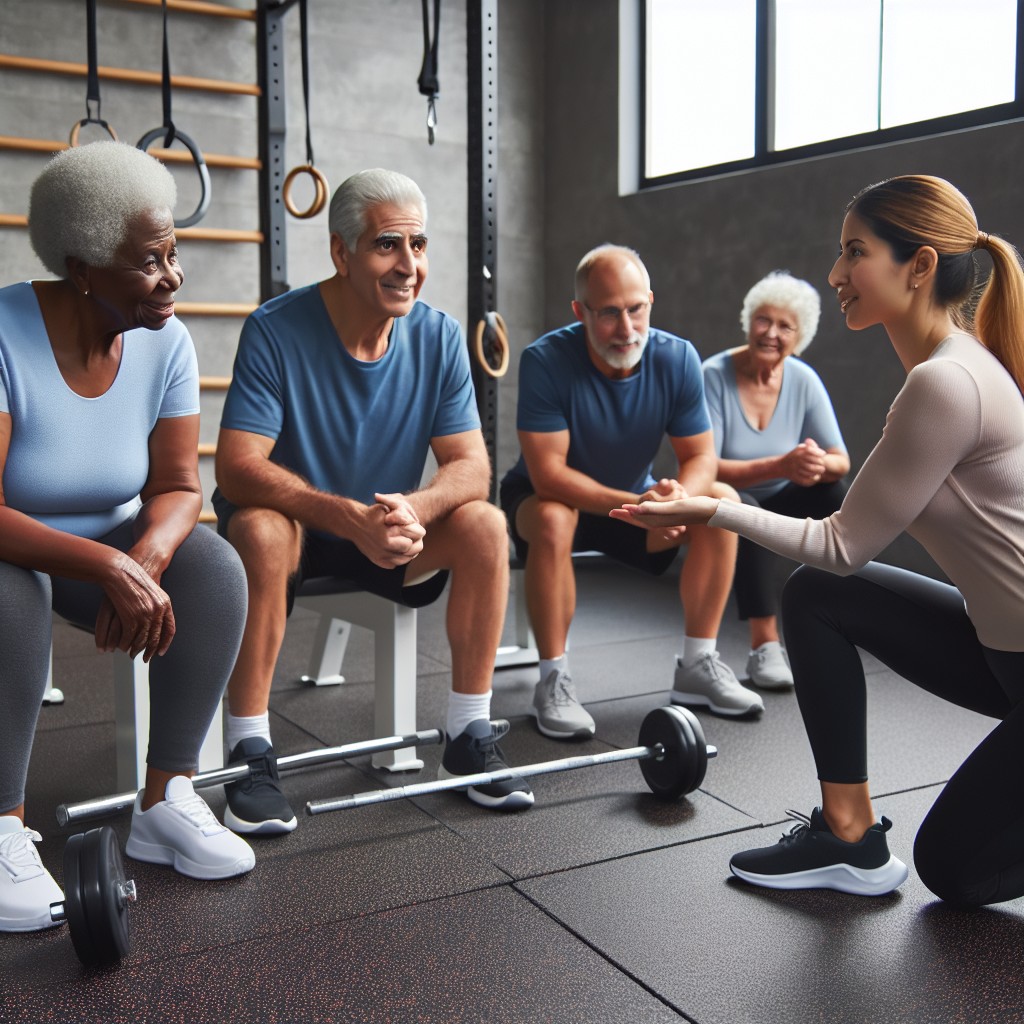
[531,669,596,740]
[0,815,65,931]
[126,776,256,880]
[746,642,794,690]
[671,652,764,716]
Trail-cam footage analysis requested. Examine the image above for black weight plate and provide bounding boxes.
[63,831,96,966]
[78,827,130,967]
[638,705,707,800]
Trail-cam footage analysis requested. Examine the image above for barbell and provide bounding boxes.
[49,826,136,968]
[307,706,717,815]
[57,726,469,826]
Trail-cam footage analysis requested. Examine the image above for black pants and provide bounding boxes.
[734,481,845,620]
[782,562,1024,907]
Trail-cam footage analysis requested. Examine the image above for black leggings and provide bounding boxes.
[782,562,1024,907]
[734,481,846,620]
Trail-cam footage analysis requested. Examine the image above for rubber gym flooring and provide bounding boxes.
[5,557,1023,1024]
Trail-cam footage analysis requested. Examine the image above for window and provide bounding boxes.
[643,0,1022,185]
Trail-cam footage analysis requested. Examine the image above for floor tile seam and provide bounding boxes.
[511,883,695,1023]
[502,821,768,885]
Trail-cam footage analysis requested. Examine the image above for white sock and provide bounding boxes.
[681,636,717,667]
[539,653,569,683]
[225,711,271,753]
[750,640,783,656]
[447,690,492,739]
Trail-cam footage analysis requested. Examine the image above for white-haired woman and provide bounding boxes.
[702,271,850,689]
[0,141,254,934]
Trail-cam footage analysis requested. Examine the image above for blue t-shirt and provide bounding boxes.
[702,348,846,500]
[0,281,199,538]
[504,322,710,493]
[219,285,480,507]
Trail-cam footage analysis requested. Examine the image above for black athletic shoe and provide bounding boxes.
[729,807,909,896]
[224,738,298,835]
[438,719,534,811]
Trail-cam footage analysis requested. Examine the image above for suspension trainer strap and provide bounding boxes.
[417,0,441,144]
[159,0,176,146]
[299,0,314,166]
[85,0,101,121]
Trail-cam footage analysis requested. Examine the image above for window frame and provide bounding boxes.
[639,0,1024,188]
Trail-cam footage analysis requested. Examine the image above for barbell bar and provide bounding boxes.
[57,725,488,826]
[308,706,717,815]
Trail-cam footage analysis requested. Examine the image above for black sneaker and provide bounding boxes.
[438,719,534,811]
[729,807,909,896]
[223,738,298,835]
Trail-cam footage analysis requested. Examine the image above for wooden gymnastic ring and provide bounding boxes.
[282,164,328,219]
[69,118,118,146]
[473,312,510,379]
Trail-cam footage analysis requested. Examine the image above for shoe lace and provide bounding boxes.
[779,809,812,844]
[171,790,223,835]
[547,670,578,707]
[0,827,45,881]
[474,726,511,772]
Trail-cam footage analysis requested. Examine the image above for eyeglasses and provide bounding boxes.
[752,315,797,338]
[582,301,650,326]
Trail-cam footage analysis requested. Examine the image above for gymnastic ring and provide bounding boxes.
[69,118,118,146]
[473,311,510,380]
[137,126,212,229]
[283,164,329,219]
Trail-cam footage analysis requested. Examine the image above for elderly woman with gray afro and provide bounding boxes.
[701,270,850,690]
[0,141,254,935]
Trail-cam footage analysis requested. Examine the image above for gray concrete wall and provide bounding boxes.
[0,0,545,513]
[540,0,1024,576]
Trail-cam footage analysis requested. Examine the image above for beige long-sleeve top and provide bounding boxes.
[710,334,1024,652]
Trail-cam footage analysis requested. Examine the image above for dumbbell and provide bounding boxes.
[308,705,717,814]
[49,826,135,968]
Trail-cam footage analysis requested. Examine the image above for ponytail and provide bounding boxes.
[974,233,1024,394]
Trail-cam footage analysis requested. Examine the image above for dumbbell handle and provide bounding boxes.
[307,742,717,814]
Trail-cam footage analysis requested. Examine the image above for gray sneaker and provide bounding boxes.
[531,669,596,739]
[746,644,794,690]
[671,652,764,717]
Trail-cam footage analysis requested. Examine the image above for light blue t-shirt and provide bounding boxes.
[0,281,200,538]
[702,348,846,500]
[504,322,710,493]
[219,285,480,508]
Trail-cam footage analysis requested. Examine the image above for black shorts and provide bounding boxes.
[214,489,449,615]
[498,473,677,576]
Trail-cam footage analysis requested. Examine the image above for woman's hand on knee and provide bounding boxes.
[98,554,176,661]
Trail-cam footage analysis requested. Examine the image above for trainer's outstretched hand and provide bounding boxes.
[610,495,719,529]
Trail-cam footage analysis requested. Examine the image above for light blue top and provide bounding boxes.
[702,348,846,500]
[504,322,710,493]
[0,281,199,539]
[219,285,480,511]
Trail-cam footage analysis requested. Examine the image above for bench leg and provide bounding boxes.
[371,603,424,772]
[495,567,539,669]
[300,615,352,686]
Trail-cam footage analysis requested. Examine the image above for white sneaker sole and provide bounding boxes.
[437,765,536,810]
[671,689,763,717]
[223,806,298,836]
[125,836,256,880]
[0,910,65,932]
[730,854,909,896]
[748,674,794,691]
[529,707,596,740]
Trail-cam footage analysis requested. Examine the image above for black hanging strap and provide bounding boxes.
[136,0,211,227]
[70,0,117,143]
[417,0,441,144]
[298,0,314,165]
[158,0,177,147]
[85,0,101,121]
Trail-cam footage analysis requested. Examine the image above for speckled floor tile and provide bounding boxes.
[518,785,1024,1024]
[2,887,688,1024]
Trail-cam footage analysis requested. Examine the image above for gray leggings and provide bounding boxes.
[0,518,247,812]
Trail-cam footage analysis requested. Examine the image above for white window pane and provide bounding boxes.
[646,0,757,176]
[773,0,881,150]
[882,0,1017,128]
